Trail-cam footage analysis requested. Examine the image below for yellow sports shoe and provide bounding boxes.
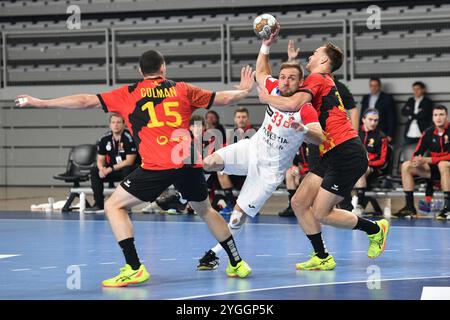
[225,260,252,278]
[296,253,336,270]
[367,219,390,259]
[102,264,150,287]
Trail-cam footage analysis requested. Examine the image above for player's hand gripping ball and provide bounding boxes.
[253,14,278,40]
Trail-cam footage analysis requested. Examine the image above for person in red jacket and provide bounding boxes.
[352,109,389,216]
[395,105,450,220]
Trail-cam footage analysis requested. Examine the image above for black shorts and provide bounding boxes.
[120,166,208,203]
[430,164,441,181]
[310,137,368,197]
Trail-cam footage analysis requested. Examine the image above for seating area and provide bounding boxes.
[0,3,449,86]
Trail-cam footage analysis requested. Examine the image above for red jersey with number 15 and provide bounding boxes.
[97,77,215,170]
[298,73,357,156]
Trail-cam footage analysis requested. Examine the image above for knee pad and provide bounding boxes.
[229,210,245,229]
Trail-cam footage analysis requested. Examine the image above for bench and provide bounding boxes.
[65,187,116,213]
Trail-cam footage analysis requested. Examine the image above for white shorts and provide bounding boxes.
[214,138,284,217]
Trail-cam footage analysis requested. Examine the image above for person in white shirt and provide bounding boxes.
[401,81,433,145]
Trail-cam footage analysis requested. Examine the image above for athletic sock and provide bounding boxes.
[306,233,329,259]
[220,235,242,267]
[223,188,236,206]
[444,192,450,210]
[118,237,141,270]
[212,223,243,255]
[356,188,366,206]
[353,217,380,235]
[405,191,415,210]
[287,189,296,208]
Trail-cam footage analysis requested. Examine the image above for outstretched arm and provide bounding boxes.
[15,94,101,109]
[258,88,311,112]
[213,65,255,106]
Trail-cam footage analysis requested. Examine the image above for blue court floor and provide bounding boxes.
[0,211,449,300]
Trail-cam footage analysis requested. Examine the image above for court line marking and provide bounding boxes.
[40,266,58,269]
[350,251,366,253]
[11,268,31,272]
[160,258,177,261]
[2,218,450,230]
[99,262,116,265]
[414,249,432,251]
[171,275,450,300]
[255,254,272,257]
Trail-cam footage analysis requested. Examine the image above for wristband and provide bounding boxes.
[260,44,270,55]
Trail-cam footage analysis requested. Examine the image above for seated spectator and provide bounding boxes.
[278,143,310,217]
[394,105,450,220]
[360,77,396,142]
[217,107,255,215]
[401,81,433,145]
[352,109,390,216]
[85,113,138,213]
[205,110,226,147]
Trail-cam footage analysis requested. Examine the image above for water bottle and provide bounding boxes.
[79,192,86,214]
[383,198,391,218]
[45,197,54,213]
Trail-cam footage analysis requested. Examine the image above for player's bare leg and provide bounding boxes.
[291,172,323,235]
[353,167,371,215]
[203,153,225,172]
[104,185,142,242]
[396,160,430,217]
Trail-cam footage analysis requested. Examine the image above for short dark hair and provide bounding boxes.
[279,61,304,79]
[433,105,448,114]
[189,115,205,126]
[369,77,381,85]
[413,81,426,89]
[109,113,124,123]
[323,42,343,72]
[139,50,165,76]
[234,107,249,116]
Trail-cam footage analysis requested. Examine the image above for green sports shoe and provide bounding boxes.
[102,264,150,287]
[296,253,336,271]
[225,260,252,278]
[367,219,390,259]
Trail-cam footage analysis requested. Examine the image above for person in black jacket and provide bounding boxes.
[85,113,138,213]
[352,109,390,216]
[360,78,397,142]
[401,81,433,145]
[395,105,450,220]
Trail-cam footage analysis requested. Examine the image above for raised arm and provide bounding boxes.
[15,94,101,109]
[287,39,300,62]
[255,23,280,87]
[213,65,255,106]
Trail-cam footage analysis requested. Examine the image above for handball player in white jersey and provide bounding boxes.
[197,26,325,270]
